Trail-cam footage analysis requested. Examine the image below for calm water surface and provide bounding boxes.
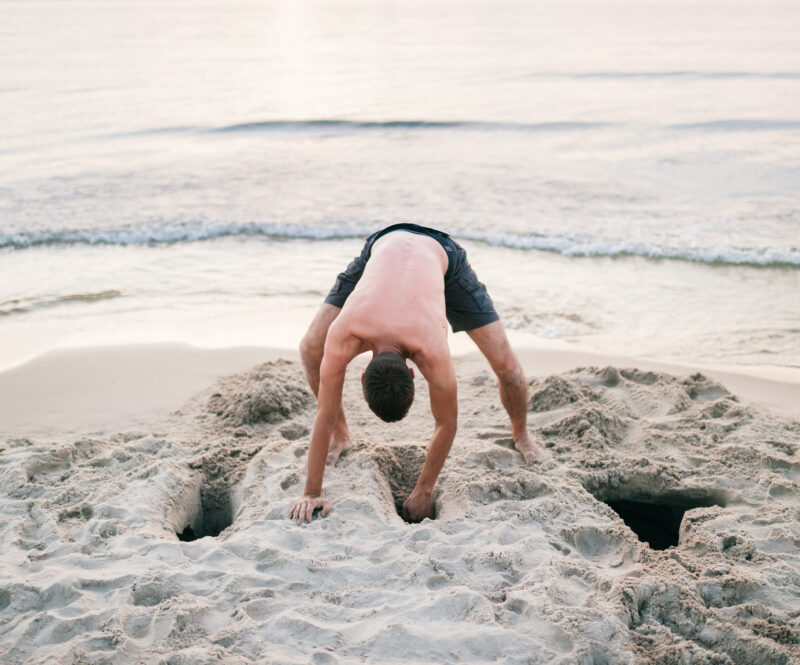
[1,0,799,369]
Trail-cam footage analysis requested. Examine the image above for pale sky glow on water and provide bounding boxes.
[1,0,799,369]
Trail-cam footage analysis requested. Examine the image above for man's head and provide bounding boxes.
[361,352,415,422]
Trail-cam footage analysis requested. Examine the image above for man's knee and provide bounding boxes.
[493,352,525,386]
[299,330,324,362]
[300,304,339,361]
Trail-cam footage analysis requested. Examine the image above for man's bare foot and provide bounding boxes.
[513,431,549,465]
[326,431,353,466]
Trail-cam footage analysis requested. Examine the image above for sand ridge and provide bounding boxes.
[1,356,799,664]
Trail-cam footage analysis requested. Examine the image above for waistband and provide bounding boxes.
[366,224,455,278]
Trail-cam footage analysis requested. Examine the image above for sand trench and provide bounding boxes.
[1,359,799,664]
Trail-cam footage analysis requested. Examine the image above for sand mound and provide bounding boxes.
[207,359,313,426]
[1,359,798,664]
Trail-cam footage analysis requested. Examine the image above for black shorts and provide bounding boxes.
[324,223,499,333]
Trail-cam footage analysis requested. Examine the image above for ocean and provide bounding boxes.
[1,0,798,370]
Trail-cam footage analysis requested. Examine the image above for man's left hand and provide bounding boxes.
[289,495,331,523]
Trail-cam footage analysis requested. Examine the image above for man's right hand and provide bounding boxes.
[401,489,434,523]
[289,495,331,523]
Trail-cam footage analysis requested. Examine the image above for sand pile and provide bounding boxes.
[207,360,314,427]
[1,357,798,664]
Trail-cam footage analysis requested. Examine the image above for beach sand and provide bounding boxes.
[1,344,799,664]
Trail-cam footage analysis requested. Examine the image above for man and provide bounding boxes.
[289,223,547,524]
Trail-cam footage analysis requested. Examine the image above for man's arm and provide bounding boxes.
[402,352,458,523]
[290,338,357,523]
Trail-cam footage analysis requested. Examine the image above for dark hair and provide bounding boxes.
[363,352,414,422]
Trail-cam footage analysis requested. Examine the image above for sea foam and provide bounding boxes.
[2,222,798,268]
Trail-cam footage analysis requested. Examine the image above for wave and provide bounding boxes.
[110,117,800,139]
[2,222,798,268]
[672,119,800,131]
[456,231,800,268]
[113,119,615,138]
[216,119,615,133]
[0,290,122,317]
[0,222,369,249]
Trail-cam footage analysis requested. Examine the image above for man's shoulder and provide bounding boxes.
[327,303,365,339]
[411,341,453,374]
[323,319,363,365]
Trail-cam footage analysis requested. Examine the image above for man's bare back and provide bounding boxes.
[327,231,451,370]
[291,224,548,524]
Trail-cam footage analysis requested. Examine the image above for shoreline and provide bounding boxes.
[2,340,798,439]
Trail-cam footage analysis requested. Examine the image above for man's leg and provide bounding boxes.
[299,303,352,465]
[467,321,548,464]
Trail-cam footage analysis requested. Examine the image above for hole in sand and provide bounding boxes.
[590,488,726,550]
[173,447,258,541]
[176,482,234,541]
[371,445,436,523]
[177,525,198,542]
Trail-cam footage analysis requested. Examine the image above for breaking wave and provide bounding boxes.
[2,222,798,268]
[0,222,366,249]
[457,230,800,268]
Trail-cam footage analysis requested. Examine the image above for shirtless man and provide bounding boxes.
[289,223,547,524]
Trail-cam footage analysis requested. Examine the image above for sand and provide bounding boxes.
[1,345,799,664]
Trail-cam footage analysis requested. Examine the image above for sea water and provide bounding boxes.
[1,0,799,370]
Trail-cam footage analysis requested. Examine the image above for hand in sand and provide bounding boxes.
[289,496,331,523]
[401,489,434,523]
[513,431,550,466]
